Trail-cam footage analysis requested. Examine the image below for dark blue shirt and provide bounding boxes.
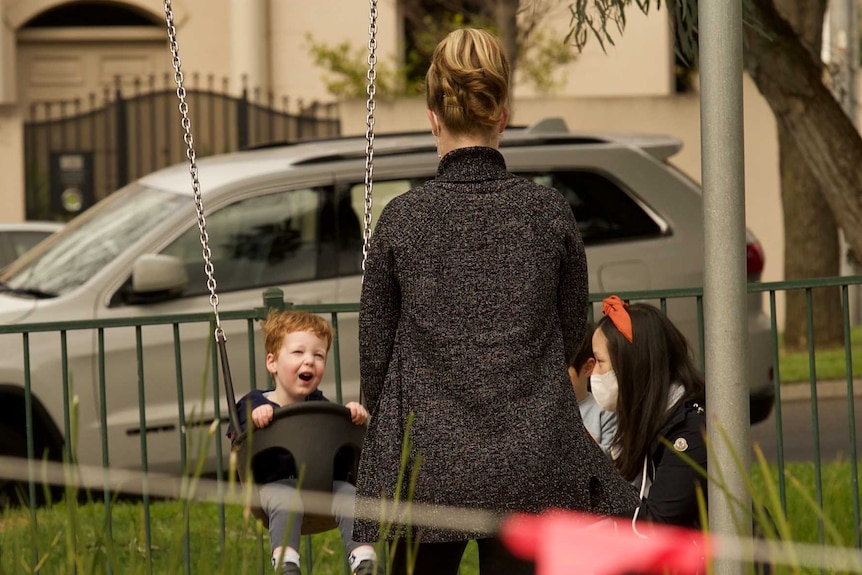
[231,388,327,438]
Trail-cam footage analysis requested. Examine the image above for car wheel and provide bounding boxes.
[750,394,775,425]
[0,425,62,508]
[0,426,31,507]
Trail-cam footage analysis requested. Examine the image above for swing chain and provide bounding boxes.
[163,0,224,337]
[362,0,378,274]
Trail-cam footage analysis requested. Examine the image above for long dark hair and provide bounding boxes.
[567,321,596,370]
[597,303,705,481]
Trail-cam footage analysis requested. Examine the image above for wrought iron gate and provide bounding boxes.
[24,75,341,221]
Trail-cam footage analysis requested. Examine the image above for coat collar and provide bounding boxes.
[435,146,510,183]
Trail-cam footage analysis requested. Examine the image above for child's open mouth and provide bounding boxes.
[298,372,313,382]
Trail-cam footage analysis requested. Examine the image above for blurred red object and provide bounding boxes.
[501,510,711,575]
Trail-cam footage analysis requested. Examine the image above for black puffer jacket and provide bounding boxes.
[638,400,707,528]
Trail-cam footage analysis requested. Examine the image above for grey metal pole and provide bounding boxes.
[698,2,752,575]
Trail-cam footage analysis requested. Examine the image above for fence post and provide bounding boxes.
[329,103,342,137]
[237,85,250,150]
[114,77,129,188]
[262,287,285,314]
[296,99,304,141]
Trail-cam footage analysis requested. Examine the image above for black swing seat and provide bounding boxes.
[232,401,366,535]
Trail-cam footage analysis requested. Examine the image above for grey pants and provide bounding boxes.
[259,479,361,555]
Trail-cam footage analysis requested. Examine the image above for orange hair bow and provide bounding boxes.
[602,295,633,343]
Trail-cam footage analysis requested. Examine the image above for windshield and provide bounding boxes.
[1,184,186,296]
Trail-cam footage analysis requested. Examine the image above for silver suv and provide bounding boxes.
[0,118,774,485]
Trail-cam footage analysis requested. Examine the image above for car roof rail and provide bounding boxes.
[524,117,570,134]
[620,135,683,161]
[241,119,572,153]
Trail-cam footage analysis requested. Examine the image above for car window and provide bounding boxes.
[10,231,53,258]
[0,236,13,269]
[3,185,185,295]
[321,188,364,278]
[529,171,664,244]
[347,173,662,246]
[0,231,51,270]
[349,179,415,234]
[161,187,329,296]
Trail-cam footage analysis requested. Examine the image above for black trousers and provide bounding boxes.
[389,537,535,575]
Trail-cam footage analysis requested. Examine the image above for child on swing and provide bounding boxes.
[229,310,380,575]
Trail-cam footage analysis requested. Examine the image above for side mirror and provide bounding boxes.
[131,254,188,294]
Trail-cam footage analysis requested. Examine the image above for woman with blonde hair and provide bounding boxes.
[354,28,638,575]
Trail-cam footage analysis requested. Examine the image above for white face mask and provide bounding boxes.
[590,370,619,412]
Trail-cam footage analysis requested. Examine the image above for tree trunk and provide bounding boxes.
[778,123,844,349]
[746,0,849,349]
[494,0,520,107]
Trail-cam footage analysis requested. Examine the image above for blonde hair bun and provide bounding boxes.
[425,28,510,136]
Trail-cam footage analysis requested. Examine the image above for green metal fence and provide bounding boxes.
[0,277,860,573]
[752,275,861,551]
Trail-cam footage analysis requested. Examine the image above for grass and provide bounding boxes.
[0,496,481,575]
[0,460,858,574]
[777,325,862,383]
[750,460,862,547]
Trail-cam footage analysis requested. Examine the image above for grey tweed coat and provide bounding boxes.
[354,147,638,543]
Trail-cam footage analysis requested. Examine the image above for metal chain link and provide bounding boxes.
[361,0,378,274]
[164,0,375,323]
[163,0,223,337]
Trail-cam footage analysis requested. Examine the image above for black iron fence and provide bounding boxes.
[24,74,341,221]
